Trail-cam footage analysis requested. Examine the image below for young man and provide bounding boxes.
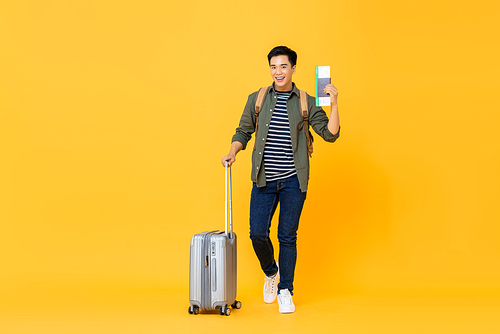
[221,46,340,313]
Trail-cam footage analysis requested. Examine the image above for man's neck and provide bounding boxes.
[273,82,294,92]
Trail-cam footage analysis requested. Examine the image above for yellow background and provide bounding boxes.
[1,0,499,333]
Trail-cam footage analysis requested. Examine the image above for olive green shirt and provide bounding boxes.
[232,83,340,192]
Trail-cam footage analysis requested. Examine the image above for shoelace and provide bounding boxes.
[264,274,277,293]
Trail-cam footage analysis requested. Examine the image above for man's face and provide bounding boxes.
[269,55,296,91]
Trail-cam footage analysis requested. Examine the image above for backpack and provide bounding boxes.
[253,86,314,157]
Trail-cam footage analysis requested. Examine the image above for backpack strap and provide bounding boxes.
[253,86,271,151]
[299,90,314,158]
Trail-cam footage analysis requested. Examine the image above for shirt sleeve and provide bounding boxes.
[231,92,258,150]
[308,96,340,143]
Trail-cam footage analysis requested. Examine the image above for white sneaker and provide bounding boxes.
[263,266,279,304]
[277,289,295,313]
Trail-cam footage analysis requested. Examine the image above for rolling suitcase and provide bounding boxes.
[188,162,241,316]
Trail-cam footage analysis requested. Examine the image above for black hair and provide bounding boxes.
[267,46,297,67]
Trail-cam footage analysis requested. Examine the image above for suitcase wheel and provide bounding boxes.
[231,301,242,309]
[188,305,199,315]
[219,305,231,316]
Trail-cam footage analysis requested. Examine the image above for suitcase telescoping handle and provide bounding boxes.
[224,161,233,238]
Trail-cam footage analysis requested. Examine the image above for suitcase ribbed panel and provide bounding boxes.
[203,232,213,310]
[189,231,215,308]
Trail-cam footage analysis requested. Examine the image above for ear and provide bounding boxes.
[292,65,296,74]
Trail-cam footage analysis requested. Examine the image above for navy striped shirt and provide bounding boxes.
[264,91,297,182]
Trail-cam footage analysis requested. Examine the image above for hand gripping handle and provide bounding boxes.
[224,161,233,238]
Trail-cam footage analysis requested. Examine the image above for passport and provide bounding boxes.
[315,66,331,107]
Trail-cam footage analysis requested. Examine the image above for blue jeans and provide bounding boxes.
[249,175,307,294]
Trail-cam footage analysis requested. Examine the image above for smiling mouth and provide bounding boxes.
[276,76,285,82]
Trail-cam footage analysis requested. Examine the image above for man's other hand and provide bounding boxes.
[324,84,339,106]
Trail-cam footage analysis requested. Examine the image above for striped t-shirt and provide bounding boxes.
[263,91,297,182]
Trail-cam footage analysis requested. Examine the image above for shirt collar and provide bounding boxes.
[270,82,300,97]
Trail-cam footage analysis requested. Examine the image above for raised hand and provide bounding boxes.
[324,84,338,106]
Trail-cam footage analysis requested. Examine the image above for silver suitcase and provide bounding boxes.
[188,163,241,316]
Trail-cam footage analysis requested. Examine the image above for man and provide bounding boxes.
[221,46,340,313]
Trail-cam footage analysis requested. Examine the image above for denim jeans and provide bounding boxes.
[249,175,307,294]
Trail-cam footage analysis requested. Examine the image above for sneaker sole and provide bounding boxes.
[279,307,295,313]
